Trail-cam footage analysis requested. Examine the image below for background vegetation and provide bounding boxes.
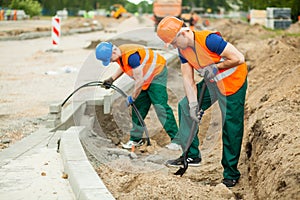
[0,0,299,21]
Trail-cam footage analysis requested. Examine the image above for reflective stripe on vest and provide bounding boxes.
[143,51,157,80]
[140,48,150,69]
[212,66,237,82]
[130,48,157,81]
[127,48,150,79]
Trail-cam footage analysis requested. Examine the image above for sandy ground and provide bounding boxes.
[0,16,300,199]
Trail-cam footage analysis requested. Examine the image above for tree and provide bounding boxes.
[0,0,11,7]
[10,0,42,17]
[183,0,231,13]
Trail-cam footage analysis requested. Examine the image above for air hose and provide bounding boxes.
[61,81,151,146]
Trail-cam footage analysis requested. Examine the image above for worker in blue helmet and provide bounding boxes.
[95,42,113,66]
[95,42,180,151]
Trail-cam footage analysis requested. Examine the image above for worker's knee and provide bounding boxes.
[178,97,189,115]
[179,97,188,107]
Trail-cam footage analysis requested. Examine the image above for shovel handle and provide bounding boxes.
[185,81,207,152]
[175,81,207,176]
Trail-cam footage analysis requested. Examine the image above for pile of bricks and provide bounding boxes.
[266,7,292,30]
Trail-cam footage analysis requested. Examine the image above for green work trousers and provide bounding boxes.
[176,79,247,180]
[130,67,178,142]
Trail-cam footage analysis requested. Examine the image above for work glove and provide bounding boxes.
[189,101,204,122]
[198,64,218,79]
[126,96,135,107]
[102,77,114,89]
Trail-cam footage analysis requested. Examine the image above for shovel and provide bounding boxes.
[174,81,207,176]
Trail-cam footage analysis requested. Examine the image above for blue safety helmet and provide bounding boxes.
[95,42,113,66]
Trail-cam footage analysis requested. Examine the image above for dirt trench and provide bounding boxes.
[228,20,300,199]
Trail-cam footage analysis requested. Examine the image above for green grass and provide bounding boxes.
[285,32,300,37]
[259,26,300,39]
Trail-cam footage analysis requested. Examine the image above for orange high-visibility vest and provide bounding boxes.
[117,44,165,90]
[179,30,247,96]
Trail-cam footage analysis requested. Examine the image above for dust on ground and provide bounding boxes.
[0,16,299,200]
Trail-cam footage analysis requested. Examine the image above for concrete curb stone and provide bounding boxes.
[60,126,115,200]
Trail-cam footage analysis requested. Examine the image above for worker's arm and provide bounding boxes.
[181,62,197,103]
[111,67,124,81]
[131,66,144,100]
[102,67,124,89]
[179,51,202,121]
[205,33,244,69]
[217,42,245,69]
[182,62,203,122]
[127,52,144,100]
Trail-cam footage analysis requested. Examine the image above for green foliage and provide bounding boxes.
[10,0,42,17]
[0,0,10,7]
[38,0,129,16]
[11,0,299,21]
[201,0,231,12]
[136,1,152,14]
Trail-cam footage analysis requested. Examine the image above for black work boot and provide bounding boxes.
[222,179,238,187]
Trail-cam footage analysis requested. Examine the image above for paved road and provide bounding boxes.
[0,128,76,200]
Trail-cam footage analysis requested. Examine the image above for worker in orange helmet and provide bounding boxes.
[157,16,248,187]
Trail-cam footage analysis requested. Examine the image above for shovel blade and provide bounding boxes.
[174,166,188,176]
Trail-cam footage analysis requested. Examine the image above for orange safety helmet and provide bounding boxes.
[157,16,184,44]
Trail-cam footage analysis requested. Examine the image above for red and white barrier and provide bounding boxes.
[52,16,61,48]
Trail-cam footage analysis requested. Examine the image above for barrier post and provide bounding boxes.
[52,16,61,48]
[47,16,63,52]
